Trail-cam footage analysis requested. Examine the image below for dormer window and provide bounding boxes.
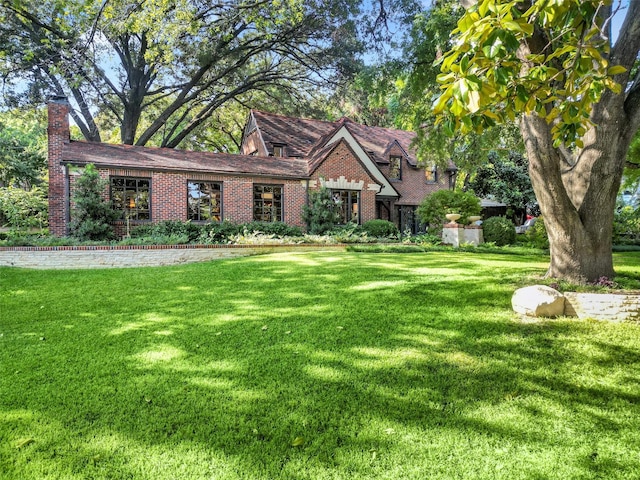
[425,164,437,183]
[272,144,285,157]
[389,156,402,180]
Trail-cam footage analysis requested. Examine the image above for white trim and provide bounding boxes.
[320,176,364,190]
[241,111,269,156]
[326,127,399,198]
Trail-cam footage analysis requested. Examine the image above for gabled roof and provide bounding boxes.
[318,123,400,198]
[61,141,310,178]
[249,110,423,166]
[249,110,336,157]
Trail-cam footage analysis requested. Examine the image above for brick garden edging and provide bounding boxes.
[0,244,347,269]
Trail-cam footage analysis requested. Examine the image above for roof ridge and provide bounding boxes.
[251,109,338,126]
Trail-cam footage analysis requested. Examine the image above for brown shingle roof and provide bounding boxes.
[62,141,310,178]
[251,110,336,157]
[252,110,421,166]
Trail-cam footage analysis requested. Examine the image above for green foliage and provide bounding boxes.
[416,189,481,227]
[69,164,118,241]
[433,0,626,147]
[0,186,47,231]
[1,0,367,148]
[302,185,341,234]
[197,221,242,244]
[130,220,203,242]
[613,204,640,245]
[119,234,190,246]
[130,220,301,244]
[482,216,516,246]
[525,216,550,249]
[241,221,303,238]
[361,219,399,238]
[0,110,47,188]
[469,151,536,215]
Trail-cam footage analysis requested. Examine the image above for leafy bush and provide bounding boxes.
[241,221,303,237]
[402,232,442,246]
[119,234,189,246]
[613,204,640,245]
[302,185,341,234]
[197,221,242,244]
[69,164,118,241]
[482,216,516,246]
[130,220,202,242]
[0,186,48,231]
[329,224,373,243]
[417,189,481,227]
[361,219,399,238]
[525,216,549,249]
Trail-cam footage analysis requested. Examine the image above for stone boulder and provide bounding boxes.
[512,285,565,318]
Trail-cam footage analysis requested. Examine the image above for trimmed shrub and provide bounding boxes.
[482,216,516,246]
[361,219,399,238]
[525,216,549,249]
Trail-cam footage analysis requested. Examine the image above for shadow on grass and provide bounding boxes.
[1,251,640,479]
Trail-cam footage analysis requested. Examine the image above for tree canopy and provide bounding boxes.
[0,109,46,189]
[0,0,372,147]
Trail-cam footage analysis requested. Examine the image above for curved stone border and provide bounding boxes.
[563,292,640,322]
[0,244,347,269]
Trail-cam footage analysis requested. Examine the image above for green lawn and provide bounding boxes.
[1,251,640,479]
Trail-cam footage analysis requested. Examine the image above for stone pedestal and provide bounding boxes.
[464,225,484,246]
[442,224,464,247]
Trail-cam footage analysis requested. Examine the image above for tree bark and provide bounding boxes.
[515,1,640,284]
[521,112,628,283]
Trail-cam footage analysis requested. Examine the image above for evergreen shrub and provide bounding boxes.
[525,216,549,249]
[482,216,516,246]
[361,219,399,238]
[69,164,118,241]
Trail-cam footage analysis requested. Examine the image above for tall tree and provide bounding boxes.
[433,0,640,283]
[0,0,363,147]
[469,150,537,223]
[0,109,46,189]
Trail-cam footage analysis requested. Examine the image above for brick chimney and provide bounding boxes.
[48,97,70,236]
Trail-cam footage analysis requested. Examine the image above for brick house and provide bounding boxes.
[48,99,456,237]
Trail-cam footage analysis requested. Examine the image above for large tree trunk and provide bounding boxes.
[521,112,628,283]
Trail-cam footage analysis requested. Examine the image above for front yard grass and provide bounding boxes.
[1,251,640,479]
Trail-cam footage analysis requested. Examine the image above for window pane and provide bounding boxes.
[389,157,401,179]
[187,181,221,222]
[111,176,151,221]
[253,185,283,222]
[330,189,360,225]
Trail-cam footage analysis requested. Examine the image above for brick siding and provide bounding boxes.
[47,100,70,236]
[311,141,379,223]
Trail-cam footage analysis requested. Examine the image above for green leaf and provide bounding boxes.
[607,65,627,76]
[467,90,481,113]
[482,33,503,59]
